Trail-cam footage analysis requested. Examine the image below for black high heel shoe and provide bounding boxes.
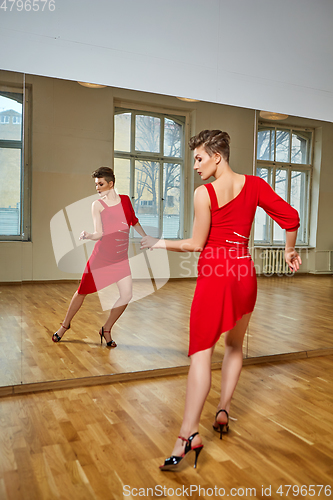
[52,323,70,343]
[159,432,204,471]
[213,409,229,439]
[99,327,117,347]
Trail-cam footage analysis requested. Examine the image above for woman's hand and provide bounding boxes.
[140,236,161,250]
[79,230,91,240]
[285,248,302,272]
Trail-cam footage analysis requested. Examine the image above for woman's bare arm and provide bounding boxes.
[285,230,302,271]
[140,186,211,252]
[79,201,103,241]
[133,222,147,238]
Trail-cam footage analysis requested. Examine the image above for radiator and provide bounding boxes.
[262,248,292,275]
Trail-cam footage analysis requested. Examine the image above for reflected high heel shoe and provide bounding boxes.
[213,409,229,440]
[159,432,204,471]
[52,323,70,343]
[99,327,117,347]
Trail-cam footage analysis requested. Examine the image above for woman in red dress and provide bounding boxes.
[52,166,146,346]
[141,130,301,470]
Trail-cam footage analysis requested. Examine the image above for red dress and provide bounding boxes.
[77,195,139,295]
[188,175,300,356]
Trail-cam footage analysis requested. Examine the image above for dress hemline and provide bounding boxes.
[188,306,255,357]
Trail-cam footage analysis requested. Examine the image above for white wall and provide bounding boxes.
[1,0,333,121]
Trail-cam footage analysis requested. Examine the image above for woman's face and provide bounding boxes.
[193,146,220,180]
[95,177,113,195]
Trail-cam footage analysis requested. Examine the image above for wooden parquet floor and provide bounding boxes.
[0,355,332,499]
[249,275,333,357]
[0,275,332,388]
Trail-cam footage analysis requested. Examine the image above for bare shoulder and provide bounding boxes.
[92,199,102,211]
[194,184,209,199]
[194,185,210,209]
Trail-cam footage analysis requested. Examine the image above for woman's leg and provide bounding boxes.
[53,291,87,339]
[171,346,215,456]
[215,312,252,424]
[102,275,133,342]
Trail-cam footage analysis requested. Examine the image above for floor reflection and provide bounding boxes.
[0,275,332,387]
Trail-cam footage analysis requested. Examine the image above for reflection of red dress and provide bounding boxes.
[189,175,300,356]
[77,196,139,295]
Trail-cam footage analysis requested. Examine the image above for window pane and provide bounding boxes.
[135,115,160,153]
[257,127,274,161]
[0,94,23,141]
[164,118,182,157]
[134,160,159,237]
[275,169,288,199]
[0,148,21,235]
[273,169,288,242]
[276,129,290,163]
[254,167,270,242]
[114,113,131,152]
[291,131,311,164]
[113,158,131,196]
[163,163,181,238]
[291,170,308,244]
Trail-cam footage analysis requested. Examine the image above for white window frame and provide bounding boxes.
[255,123,313,247]
[113,104,189,239]
[0,84,31,241]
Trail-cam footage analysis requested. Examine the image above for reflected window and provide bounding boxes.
[273,169,288,243]
[114,109,185,238]
[0,89,30,240]
[135,115,160,153]
[254,167,271,243]
[164,118,182,157]
[291,131,312,164]
[275,129,290,163]
[255,123,312,246]
[114,113,131,152]
[257,126,274,161]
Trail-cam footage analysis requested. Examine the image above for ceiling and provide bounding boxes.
[0,0,332,122]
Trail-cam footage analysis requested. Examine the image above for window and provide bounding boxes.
[255,124,312,246]
[140,200,153,206]
[114,108,185,238]
[12,116,22,125]
[0,89,30,240]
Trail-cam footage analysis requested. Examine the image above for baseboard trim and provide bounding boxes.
[308,271,333,275]
[1,348,332,398]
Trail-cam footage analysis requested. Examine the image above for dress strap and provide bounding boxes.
[205,183,219,211]
[98,199,108,209]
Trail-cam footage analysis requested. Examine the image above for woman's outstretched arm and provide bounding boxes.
[133,222,147,237]
[140,185,211,252]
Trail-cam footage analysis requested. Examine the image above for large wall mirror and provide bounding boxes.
[0,69,332,391]
[0,71,25,388]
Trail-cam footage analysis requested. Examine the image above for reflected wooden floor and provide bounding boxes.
[0,275,332,387]
[249,274,333,356]
[0,355,332,499]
